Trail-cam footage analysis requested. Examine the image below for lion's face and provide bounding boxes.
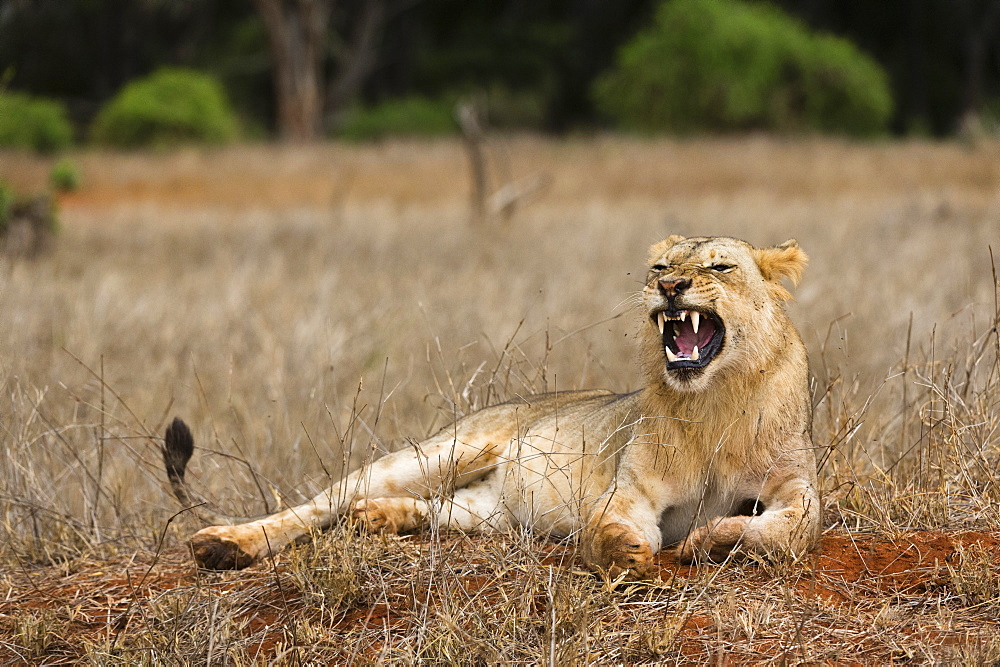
[641,236,807,393]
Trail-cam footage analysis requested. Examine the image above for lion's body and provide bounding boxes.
[172,236,820,575]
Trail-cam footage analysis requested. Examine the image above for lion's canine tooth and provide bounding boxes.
[691,311,700,335]
[691,345,700,361]
[665,346,678,362]
[680,311,687,322]
[657,311,665,334]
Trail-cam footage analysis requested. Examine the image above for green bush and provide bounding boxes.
[593,0,893,136]
[338,97,457,141]
[91,68,238,148]
[0,92,73,152]
[49,158,81,192]
[0,182,13,229]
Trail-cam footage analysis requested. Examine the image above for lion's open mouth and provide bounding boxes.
[652,308,725,370]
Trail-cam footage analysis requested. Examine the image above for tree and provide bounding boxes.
[593,0,893,136]
[773,0,1000,134]
[253,0,327,141]
[253,0,394,141]
[958,0,1000,121]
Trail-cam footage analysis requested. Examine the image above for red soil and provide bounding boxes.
[3,529,997,663]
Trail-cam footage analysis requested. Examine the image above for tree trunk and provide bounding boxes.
[456,103,490,223]
[324,0,388,130]
[960,0,1000,119]
[255,0,331,142]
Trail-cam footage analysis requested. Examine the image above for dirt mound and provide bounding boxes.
[2,529,998,663]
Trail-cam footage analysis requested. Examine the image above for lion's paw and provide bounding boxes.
[585,522,654,579]
[350,499,398,533]
[676,516,748,563]
[190,527,259,570]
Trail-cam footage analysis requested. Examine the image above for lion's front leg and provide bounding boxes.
[582,520,658,579]
[582,476,671,579]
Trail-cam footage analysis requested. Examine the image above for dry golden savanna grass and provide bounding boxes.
[1,135,999,662]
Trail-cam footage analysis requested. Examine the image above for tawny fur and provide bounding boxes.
[168,236,820,578]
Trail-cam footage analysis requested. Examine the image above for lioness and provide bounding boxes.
[164,235,819,577]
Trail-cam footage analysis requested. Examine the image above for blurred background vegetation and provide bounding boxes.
[0,0,998,148]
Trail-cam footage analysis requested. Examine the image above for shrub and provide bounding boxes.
[0,182,58,257]
[593,0,893,136]
[0,182,13,228]
[480,85,548,130]
[49,158,81,193]
[0,92,73,153]
[91,68,238,148]
[338,97,457,141]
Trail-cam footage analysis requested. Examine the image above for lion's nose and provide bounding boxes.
[658,277,691,297]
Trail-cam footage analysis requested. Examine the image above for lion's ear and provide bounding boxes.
[752,239,808,288]
[647,235,685,264]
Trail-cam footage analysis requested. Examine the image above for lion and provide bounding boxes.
[163,235,820,577]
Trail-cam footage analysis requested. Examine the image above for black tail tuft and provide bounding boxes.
[163,417,194,483]
[161,416,254,526]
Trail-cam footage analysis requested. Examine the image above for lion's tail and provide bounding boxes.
[163,417,254,526]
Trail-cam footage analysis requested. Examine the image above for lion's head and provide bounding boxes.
[640,235,807,393]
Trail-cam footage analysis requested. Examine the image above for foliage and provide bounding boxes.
[49,158,81,193]
[0,181,13,229]
[0,92,73,152]
[480,84,549,129]
[1,0,999,136]
[338,97,457,141]
[91,68,239,148]
[593,0,894,136]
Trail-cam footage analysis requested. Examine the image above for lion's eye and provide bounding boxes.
[650,264,667,272]
[710,264,736,273]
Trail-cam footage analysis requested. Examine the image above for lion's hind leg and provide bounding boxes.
[352,478,508,534]
[183,425,507,569]
[351,497,427,533]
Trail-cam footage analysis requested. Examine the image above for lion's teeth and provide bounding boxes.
[691,311,700,335]
[680,311,687,322]
[673,324,681,337]
[691,346,700,361]
[665,346,678,362]
[657,312,665,334]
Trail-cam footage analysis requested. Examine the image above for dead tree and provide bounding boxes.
[254,0,394,141]
[254,0,330,142]
[456,102,552,225]
[958,0,1000,129]
[456,102,490,223]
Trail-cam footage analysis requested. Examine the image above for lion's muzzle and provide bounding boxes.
[652,307,725,370]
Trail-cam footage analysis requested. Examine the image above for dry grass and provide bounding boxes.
[1,135,999,662]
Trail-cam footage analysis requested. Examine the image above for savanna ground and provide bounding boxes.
[0,135,999,664]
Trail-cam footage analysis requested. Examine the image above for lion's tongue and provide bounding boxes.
[675,317,715,355]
